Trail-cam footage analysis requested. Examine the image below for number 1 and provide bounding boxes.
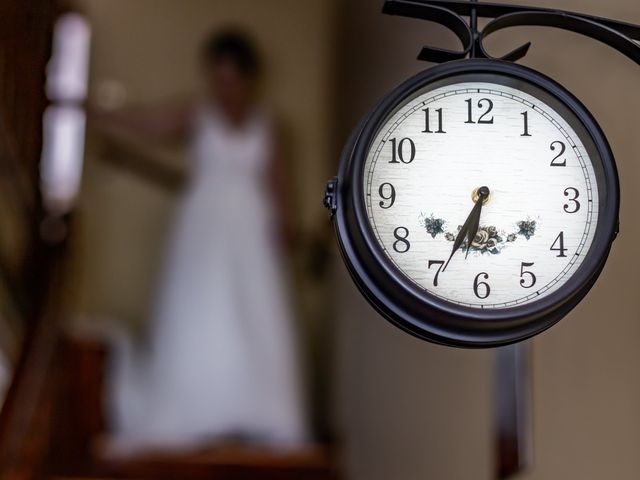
[521,111,531,136]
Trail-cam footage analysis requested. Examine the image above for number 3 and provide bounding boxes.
[563,187,580,213]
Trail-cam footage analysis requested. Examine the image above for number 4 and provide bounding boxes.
[550,232,568,257]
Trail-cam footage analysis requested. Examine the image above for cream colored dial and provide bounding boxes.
[364,81,599,308]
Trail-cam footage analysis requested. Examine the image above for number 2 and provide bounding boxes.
[550,141,566,166]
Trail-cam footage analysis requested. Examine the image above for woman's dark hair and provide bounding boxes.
[201,29,260,78]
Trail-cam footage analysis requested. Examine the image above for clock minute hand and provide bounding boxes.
[442,186,490,272]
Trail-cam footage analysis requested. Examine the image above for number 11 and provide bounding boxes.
[423,108,445,134]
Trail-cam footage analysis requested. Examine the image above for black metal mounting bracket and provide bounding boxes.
[382,0,640,65]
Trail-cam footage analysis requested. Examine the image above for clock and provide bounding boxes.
[325,59,619,347]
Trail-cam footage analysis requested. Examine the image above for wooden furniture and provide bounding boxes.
[48,336,341,480]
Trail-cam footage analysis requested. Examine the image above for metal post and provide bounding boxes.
[495,342,532,478]
[470,0,478,58]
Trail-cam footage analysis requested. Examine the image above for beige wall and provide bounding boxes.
[75,1,640,479]
[334,1,640,480]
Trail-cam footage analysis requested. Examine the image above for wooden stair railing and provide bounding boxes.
[0,1,63,479]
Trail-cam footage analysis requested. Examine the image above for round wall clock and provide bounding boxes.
[325,59,620,347]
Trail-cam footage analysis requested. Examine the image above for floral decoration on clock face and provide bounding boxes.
[421,213,537,255]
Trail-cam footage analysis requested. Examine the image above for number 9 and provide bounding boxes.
[378,183,396,209]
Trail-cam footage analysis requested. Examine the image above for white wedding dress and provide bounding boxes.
[106,106,308,450]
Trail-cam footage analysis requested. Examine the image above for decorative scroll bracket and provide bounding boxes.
[382,0,640,65]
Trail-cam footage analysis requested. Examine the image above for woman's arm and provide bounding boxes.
[89,100,194,191]
[89,100,194,146]
[100,139,188,193]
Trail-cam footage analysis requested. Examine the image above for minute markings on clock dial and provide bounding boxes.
[364,82,597,309]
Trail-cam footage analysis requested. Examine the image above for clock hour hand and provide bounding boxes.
[465,199,484,259]
[442,186,490,272]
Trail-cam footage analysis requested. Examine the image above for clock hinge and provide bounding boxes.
[323,177,339,218]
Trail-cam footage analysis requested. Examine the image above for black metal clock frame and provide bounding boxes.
[332,60,618,347]
[325,1,640,347]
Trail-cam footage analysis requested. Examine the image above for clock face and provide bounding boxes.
[363,78,602,309]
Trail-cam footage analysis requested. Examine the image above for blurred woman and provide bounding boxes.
[96,30,308,451]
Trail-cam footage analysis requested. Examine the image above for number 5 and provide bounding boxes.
[519,262,537,289]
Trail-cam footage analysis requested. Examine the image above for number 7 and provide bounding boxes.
[428,260,445,286]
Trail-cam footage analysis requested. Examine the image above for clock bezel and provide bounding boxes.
[334,59,619,347]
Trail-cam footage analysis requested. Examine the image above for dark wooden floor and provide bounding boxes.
[48,336,341,480]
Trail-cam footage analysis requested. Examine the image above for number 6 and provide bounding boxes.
[473,272,491,299]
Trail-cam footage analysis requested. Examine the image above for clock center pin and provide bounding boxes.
[472,186,491,205]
